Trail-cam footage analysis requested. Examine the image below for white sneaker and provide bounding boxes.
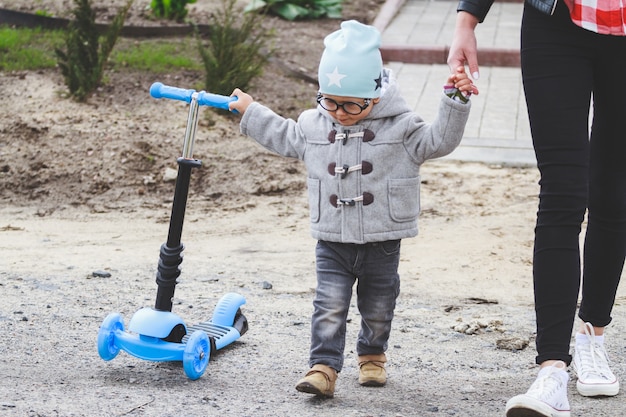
[572,322,620,397]
[505,361,570,417]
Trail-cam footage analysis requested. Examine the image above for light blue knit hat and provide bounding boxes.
[318,20,383,99]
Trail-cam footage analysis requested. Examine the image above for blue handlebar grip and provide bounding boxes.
[150,82,239,113]
[150,82,194,103]
[197,92,238,113]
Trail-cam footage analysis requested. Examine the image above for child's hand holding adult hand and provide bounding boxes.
[450,67,479,96]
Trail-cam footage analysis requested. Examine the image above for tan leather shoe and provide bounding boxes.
[295,364,337,398]
[358,354,387,387]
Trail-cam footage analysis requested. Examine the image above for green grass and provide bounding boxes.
[0,27,64,71]
[0,26,203,73]
[113,37,203,72]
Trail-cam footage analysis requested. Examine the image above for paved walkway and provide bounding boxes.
[375,0,535,166]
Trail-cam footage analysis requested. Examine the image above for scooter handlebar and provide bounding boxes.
[150,82,237,111]
[197,91,237,111]
[150,82,193,102]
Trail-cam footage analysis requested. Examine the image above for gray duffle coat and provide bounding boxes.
[239,69,470,244]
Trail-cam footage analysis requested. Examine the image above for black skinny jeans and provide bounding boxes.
[521,1,626,366]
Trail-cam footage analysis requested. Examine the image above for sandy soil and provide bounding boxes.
[1,1,625,416]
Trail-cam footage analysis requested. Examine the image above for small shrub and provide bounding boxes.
[244,0,342,20]
[55,0,133,101]
[197,0,273,96]
[150,0,197,22]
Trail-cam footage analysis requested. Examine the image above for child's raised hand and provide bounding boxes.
[448,67,479,96]
[229,88,254,115]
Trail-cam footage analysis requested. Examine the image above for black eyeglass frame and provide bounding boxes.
[316,93,372,115]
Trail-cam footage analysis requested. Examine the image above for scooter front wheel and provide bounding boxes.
[97,313,124,361]
[183,330,210,380]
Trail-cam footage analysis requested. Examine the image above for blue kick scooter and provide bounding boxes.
[97,82,247,380]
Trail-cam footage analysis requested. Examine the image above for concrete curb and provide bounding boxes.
[380,45,520,67]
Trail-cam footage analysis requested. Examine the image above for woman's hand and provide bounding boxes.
[447,11,481,81]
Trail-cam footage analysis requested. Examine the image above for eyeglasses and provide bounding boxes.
[316,94,371,115]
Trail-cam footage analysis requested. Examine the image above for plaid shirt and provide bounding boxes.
[563,0,626,35]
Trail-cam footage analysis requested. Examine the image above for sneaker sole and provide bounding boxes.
[295,382,334,398]
[359,379,386,387]
[505,394,570,417]
[576,380,620,397]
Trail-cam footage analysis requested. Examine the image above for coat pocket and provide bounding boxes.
[388,177,420,222]
[307,177,321,223]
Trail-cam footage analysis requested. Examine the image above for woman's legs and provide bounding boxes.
[523,1,626,366]
[521,1,594,366]
[507,4,626,414]
[578,33,626,328]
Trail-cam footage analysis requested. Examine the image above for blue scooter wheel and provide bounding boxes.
[183,330,210,380]
[97,313,124,361]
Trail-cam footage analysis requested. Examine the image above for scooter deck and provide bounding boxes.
[183,320,244,352]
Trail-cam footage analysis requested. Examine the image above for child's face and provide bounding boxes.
[318,94,380,126]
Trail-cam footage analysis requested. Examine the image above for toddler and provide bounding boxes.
[229,20,476,398]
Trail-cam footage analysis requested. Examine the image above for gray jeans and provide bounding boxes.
[309,239,401,372]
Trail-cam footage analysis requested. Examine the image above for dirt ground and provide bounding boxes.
[1,1,626,416]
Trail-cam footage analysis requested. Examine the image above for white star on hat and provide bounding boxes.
[326,67,347,88]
